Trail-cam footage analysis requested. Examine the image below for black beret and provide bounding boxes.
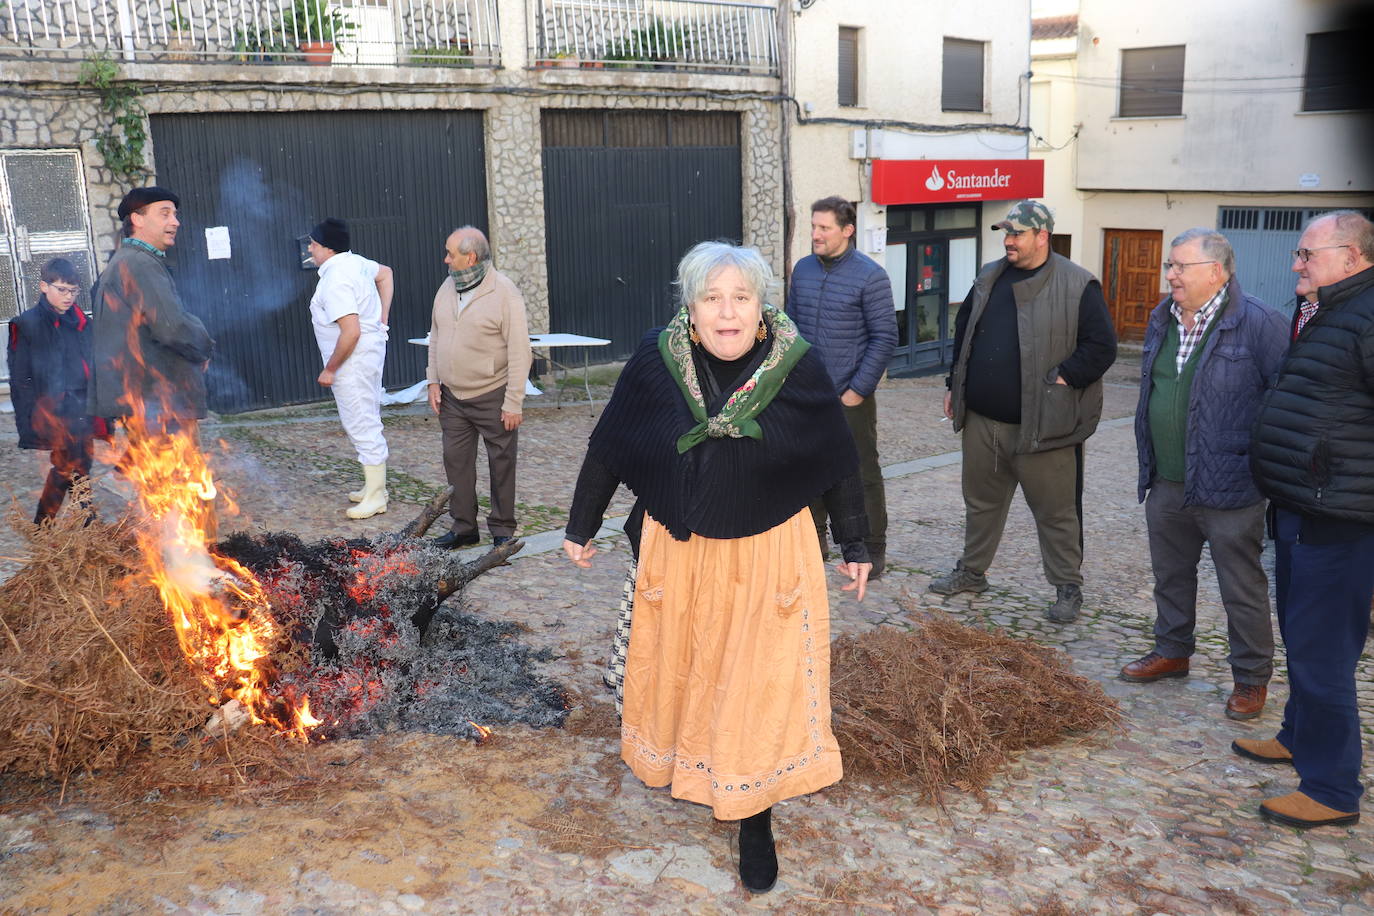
[310,217,350,254]
[117,186,180,220]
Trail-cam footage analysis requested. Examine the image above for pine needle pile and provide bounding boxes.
[829,611,1121,803]
[0,498,208,784]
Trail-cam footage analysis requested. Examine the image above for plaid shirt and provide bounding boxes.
[1170,286,1227,372]
[1295,299,1320,338]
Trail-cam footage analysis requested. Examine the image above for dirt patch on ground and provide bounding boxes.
[1,729,585,913]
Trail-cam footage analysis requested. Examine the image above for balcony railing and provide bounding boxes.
[528,0,777,75]
[0,0,501,66]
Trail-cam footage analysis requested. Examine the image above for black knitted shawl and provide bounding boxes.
[585,329,858,541]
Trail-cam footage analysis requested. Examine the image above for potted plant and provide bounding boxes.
[280,0,355,64]
[408,40,474,68]
[552,49,580,68]
[166,4,195,60]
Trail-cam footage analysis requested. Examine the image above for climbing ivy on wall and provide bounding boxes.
[78,54,148,181]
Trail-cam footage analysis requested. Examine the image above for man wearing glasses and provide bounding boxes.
[1243,210,1374,829]
[1118,228,1287,722]
[933,200,1117,623]
[6,257,105,523]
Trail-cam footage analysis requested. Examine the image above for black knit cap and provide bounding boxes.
[117,186,180,220]
[310,217,351,253]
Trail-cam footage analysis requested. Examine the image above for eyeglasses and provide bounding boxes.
[1292,245,1351,263]
[1162,260,1217,273]
[45,283,80,297]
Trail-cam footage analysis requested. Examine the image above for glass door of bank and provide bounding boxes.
[883,205,980,375]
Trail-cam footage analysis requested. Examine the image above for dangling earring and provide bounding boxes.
[755,319,767,342]
[689,323,701,345]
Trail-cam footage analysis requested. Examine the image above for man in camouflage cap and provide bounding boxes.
[931,200,1117,623]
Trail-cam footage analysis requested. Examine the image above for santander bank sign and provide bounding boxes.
[872,159,1044,205]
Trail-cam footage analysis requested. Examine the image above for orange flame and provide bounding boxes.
[469,721,492,743]
[109,263,316,741]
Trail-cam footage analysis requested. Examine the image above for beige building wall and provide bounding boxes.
[1075,190,1374,306]
[1075,0,1372,194]
[787,0,1032,268]
[1031,0,1372,314]
[1030,26,1083,259]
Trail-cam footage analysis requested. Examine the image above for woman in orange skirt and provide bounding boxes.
[563,241,872,894]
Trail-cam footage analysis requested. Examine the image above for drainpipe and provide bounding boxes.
[778,2,795,286]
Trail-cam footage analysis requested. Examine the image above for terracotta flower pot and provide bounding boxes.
[300,41,334,65]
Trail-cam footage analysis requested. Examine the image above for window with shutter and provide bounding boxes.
[941,38,984,112]
[1118,45,1185,117]
[838,27,859,107]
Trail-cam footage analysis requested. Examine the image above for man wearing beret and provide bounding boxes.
[932,200,1117,623]
[306,217,394,520]
[90,186,214,438]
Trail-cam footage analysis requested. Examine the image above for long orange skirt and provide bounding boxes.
[621,509,843,820]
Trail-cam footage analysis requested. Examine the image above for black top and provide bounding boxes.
[950,262,1115,423]
[565,332,870,563]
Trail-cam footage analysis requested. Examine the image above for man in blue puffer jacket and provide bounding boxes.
[1118,228,1288,723]
[785,196,898,577]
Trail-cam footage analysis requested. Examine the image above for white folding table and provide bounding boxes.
[527,333,612,408]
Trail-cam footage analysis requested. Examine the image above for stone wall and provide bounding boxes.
[0,61,784,335]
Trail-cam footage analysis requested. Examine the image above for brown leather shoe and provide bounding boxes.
[1260,791,1359,829]
[1226,683,1267,720]
[1119,651,1189,683]
[1232,736,1293,765]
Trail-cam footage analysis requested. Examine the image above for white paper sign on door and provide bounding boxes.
[206,226,232,260]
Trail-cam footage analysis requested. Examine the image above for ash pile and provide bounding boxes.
[216,529,568,740]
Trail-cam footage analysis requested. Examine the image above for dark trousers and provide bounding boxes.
[1273,508,1374,811]
[1145,480,1273,684]
[959,409,1083,586]
[36,434,94,523]
[439,384,518,538]
[810,392,887,557]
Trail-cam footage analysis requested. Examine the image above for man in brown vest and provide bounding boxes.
[931,200,1117,623]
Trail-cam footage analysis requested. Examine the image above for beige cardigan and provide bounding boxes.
[426,267,533,415]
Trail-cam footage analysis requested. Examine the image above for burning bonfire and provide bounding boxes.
[0,409,566,787]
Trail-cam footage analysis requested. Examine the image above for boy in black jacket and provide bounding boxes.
[7,257,102,523]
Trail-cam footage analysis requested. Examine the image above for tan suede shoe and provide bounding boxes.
[1260,791,1359,829]
[1232,737,1293,765]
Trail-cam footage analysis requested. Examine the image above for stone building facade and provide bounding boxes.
[1,59,783,342]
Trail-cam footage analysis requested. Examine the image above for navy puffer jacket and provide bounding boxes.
[785,247,897,397]
[1134,277,1289,508]
[1251,265,1374,525]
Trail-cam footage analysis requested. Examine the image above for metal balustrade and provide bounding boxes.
[0,0,502,66]
[528,0,777,75]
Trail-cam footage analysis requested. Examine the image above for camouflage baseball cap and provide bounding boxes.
[991,200,1054,233]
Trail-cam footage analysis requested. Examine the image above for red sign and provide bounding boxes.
[872,159,1044,205]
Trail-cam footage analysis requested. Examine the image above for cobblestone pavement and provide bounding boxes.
[5,354,1374,914]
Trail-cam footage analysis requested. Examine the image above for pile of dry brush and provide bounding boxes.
[830,607,1122,804]
[0,500,216,788]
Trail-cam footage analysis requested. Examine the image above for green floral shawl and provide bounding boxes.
[657,304,810,454]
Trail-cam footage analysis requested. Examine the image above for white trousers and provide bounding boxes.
[332,336,388,465]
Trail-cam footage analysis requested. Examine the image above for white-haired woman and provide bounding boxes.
[563,241,872,893]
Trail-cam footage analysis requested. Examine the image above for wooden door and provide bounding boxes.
[1102,228,1162,340]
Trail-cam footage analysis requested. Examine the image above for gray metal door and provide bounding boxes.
[1220,206,1374,318]
[541,110,742,360]
[149,109,487,412]
[0,151,97,379]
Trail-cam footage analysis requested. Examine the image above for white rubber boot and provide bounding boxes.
[346,463,388,519]
[347,487,365,503]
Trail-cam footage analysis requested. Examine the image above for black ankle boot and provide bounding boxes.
[738,807,777,893]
